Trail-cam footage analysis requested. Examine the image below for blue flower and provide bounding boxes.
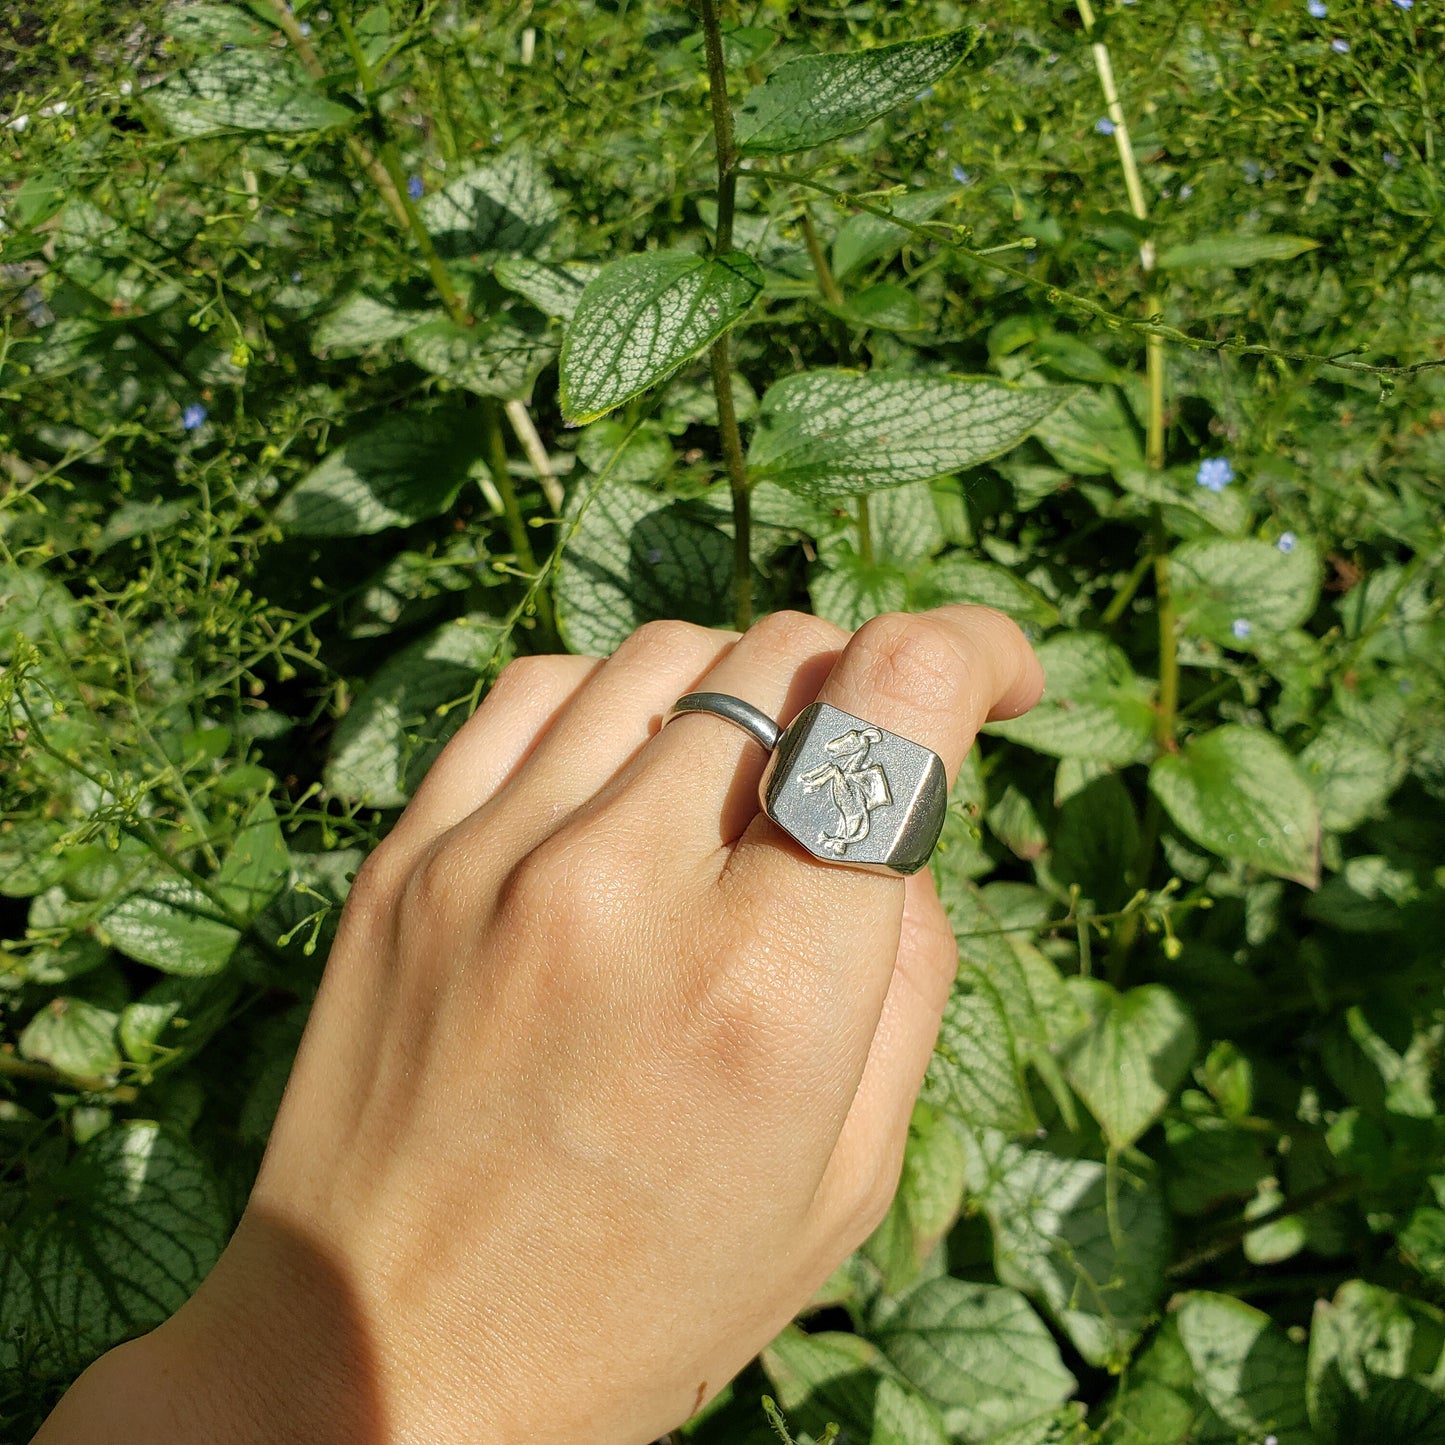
[1095,117,1116,136]
[915,87,935,101]
[182,403,208,432]
[951,164,973,185]
[1277,531,1297,553]
[1383,151,1401,169]
[1231,618,1253,641]
[1196,457,1235,492]
[1392,0,1413,9]
[1179,183,1195,200]
[1331,37,1350,53]
[1307,0,1327,16]
[407,175,424,200]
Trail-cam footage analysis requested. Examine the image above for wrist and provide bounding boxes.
[35,1210,386,1445]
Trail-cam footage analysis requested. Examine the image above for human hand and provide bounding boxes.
[37,605,1042,1445]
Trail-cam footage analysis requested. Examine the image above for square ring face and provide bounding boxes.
[758,702,948,875]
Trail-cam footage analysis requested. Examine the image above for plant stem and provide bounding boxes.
[800,208,844,306]
[698,0,753,629]
[856,495,874,566]
[483,401,559,649]
[1100,550,1152,626]
[504,398,563,514]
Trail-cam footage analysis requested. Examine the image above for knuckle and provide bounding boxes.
[746,608,848,661]
[851,612,973,715]
[622,617,714,657]
[487,653,557,699]
[341,848,402,929]
[398,839,475,939]
[849,1159,904,1242]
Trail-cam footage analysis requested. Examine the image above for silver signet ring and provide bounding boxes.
[663,694,948,876]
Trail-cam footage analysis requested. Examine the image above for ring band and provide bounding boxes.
[664,691,780,752]
[662,692,948,876]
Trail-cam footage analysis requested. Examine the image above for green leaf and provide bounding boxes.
[1307,1282,1445,1444]
[923,976,1038,1135]
[1298,720,1403,832]
[832,189,956,282]
[873,1277,1076,1442]
[494,257,601,322]
[871,1378,949,1445]
[908,554,1059,630]
[0,1123,229,1378]
[1030,385,1143,478]
[312,294,437,355]
[18,997,121,1083]
[559,250,763,424]
[119,975,239,1069]
[325,614,514,808]
[273,408,479,537]
[735,29,973,156]
[1174,1292,1316,1444]
[98,877,242,976]
[213,794,289,923]
[810,554,909,629]
[748,370,1071,497]
[147,49,354,136]
[762,1327,888,1440]
[985,634,1155,766]
[1050,774,1139,912]
[554,478,735,655]
[418,151,561,258]
[964,1130,1171,1369]
[864,1104,969,1294]
[1158,233,1320,269]
[1172,537,1320,650]
[1149,725,1321,886]
[575,420,674,483]
[840,284,925,332]
[1062,981,1198,1149]
[403,318,556,402]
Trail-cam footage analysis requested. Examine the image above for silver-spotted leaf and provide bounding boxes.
[736,29,973,155]
[418,151,561,258]
[98,876,242,976]
[748,370,1071,497]
[0,1122,229,1378]
[312,295,437,356]
[559,250,763,423]
[554,478,735,655]
[404,318,555,401]
[494,257,601,322]
[147,49,353,136]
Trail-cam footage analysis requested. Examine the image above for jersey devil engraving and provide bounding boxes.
[798,727,893,856]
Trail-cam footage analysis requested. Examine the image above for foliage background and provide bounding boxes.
[1,0,1443,1440]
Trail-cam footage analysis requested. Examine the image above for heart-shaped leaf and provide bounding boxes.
[1149,725,1321,885]
[559,250,763,423]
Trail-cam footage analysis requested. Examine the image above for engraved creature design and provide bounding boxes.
[799,727,893,856]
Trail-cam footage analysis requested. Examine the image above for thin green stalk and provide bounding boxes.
[483,401,559,649]
[856,495,874,567]
[800,208,844,307]
[1100,550,1153,626]
[698,0,753,629]
[743,170,1443,378]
